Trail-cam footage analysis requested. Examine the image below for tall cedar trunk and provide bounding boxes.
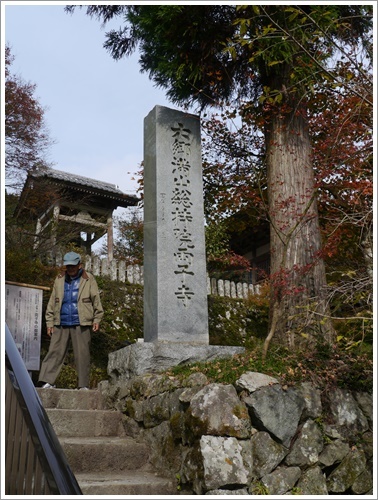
[264,98,335,350]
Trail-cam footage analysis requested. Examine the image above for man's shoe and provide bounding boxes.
[41,382,56,389]
[79,387,89,390]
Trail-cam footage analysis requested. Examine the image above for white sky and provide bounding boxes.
[3,2,175,197]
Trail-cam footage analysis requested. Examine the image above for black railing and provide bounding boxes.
[5,323,82,495]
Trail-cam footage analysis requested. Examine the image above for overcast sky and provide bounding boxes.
[4,2,176,197]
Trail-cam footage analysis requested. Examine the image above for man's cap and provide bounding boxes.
[63,251,81,266]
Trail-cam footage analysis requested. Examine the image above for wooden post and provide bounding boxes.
[52,204,60,247]
[107,215,113,261]
[34,218,42,250]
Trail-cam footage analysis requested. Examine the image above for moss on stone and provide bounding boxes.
[123,397,136,418]
[170,412,184,440]
[233,404,249,421]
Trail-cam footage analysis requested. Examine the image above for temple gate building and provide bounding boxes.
[15,168,139,260]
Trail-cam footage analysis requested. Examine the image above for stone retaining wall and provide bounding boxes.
[99,371,373,495]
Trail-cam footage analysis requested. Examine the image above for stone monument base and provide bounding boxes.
[107,342,245,381]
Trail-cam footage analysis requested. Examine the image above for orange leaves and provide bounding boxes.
[206,70,223,82]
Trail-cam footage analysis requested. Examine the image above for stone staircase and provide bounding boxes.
[37,387,177,495]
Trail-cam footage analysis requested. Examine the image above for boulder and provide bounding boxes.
[353,391,373,425]
[235,372,279,393]
[143,392,171,428]
[297,382,322,419]
[142,420,183,474]
[318,439,350,467]
[185,372,209,387]
[187,384,251,438]
[327,449,366,493]
[244,385,305,447]
[327,388,369,437]
[249,431,288,479]
[296,466,328,495]
[357,430,373,461]
[323,424,342,440]
[285,419,324,467]
[168,388,187,416]
[180,443,205,495]
[121,414,141,438]
[179,386,205,404]
[200,436,250,491]
[351,468,373,495]
[123,397,144,422]
[129,373,180,399]
[261,466,301,495]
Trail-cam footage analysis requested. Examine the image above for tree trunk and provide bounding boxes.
[264,99,335,350]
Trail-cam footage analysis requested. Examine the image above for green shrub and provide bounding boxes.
[93,276,143,369]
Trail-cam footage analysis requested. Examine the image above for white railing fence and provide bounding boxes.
[48,254,260,299]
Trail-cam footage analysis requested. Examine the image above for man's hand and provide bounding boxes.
[92,323,100,332]
[47,327,54,337]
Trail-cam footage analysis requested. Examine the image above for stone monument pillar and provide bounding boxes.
[106,105,244,380]
[144,105,209,344]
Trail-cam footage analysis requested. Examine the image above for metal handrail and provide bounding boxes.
[5,323,82,495]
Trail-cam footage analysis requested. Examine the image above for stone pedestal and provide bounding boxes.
[144,106,209,344]
[107,342,245,381]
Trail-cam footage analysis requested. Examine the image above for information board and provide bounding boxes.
[5,284,43,371]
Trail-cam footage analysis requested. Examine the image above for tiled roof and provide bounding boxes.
[28,168,140,209]
[33,167,130,196]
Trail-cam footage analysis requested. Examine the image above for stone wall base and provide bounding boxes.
[107,342,245,380]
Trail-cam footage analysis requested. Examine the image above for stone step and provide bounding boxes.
[75,471,177,495]
[37,387,105,410]
[59,436,150,473]
[38,387,177,495]
[45,408,125,437]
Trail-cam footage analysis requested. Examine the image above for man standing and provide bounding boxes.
[38,251,104,390]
